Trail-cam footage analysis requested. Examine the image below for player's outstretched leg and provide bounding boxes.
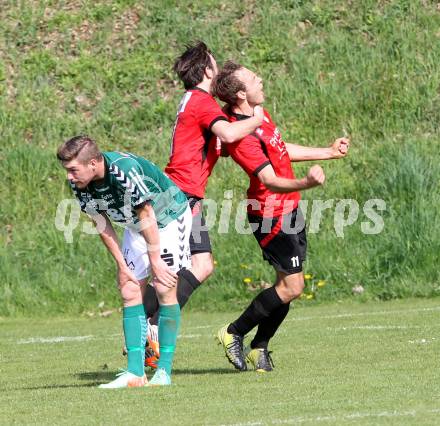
[246,271,303,373]
[149,304,181,386]
[217,286,285,371]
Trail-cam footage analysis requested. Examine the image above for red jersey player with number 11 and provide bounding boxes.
[142,43,264,366]
[213,62,350,372]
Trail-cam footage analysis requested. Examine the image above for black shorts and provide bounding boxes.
[184,193,212,255]
[248,208,307,275]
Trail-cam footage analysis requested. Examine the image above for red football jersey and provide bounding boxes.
[165,88,227,198]
[226,108,301,217]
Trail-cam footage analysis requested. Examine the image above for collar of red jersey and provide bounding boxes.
[188,87,209,94]
[226,106,250,121]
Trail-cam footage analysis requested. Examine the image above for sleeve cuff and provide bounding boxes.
[252,161,271,176]
[208,116,228,131]
[133,199,151,209]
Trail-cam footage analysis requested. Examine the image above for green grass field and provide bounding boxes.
[1,298,439,425]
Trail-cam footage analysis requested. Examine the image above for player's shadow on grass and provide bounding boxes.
[75,367,238,384]
[20,383,100,390]
[172,368,239,375]
[9,368,239,391]
[75,371,120,383]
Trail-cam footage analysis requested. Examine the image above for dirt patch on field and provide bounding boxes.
[235,0,257,36]
[110,7,141,46]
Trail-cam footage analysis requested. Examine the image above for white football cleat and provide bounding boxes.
[98,371,147,389]
[148,368,171,386]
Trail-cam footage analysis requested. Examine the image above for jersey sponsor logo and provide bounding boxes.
[123,249,135,270]
[269,128,287,160]
[161,249,174,267]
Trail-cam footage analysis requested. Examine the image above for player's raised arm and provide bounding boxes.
[211,105,264,143]
[135,203,178,289]
[286,137,350,162]
[257,163,325,193]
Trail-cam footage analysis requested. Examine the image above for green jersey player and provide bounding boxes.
[57,135,191,387]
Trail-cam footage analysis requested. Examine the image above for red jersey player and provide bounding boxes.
[143,43,264,365]
[213,62,350,372]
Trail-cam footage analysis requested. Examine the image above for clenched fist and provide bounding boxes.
[306,165,325,188]
[331,137,350,158]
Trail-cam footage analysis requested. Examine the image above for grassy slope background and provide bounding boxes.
[0,0,439,316]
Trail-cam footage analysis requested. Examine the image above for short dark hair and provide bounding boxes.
[57,135,102,164]
[174,41,214,89]
[212,61,245,106]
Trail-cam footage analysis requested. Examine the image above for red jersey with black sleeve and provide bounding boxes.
[164,88,228,199]
[225,108,301,218]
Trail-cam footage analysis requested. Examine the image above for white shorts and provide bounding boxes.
[122,205,192,280]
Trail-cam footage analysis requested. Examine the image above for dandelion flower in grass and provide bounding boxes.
[317,280,326,287]
[304,274,313,280]
[213,260,218,265]
[243,277,252,284]
[306,294,314,300]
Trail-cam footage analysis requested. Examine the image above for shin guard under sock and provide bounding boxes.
[228,286,283,337]
[251,302,291,349]
[157,304,181,375]
[123,304,147,377]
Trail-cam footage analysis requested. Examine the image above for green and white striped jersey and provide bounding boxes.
[70,151,188,229]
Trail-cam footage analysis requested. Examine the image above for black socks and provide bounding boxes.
[250,302,290,349]
[174,268,202,308]
[143,284,159,319]
[228,286,284,337]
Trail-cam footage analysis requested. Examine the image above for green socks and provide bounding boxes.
[123,304,147,377]
[123,303,180,377]
[157,304,181,375]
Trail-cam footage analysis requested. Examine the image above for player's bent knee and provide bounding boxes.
[276,273,305,302]
[190,252,214,282]
[290,278,305,300]
[154,282,178,305]
[290,282,305,300]
[120,281,143,307]
[200,261,214,281]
